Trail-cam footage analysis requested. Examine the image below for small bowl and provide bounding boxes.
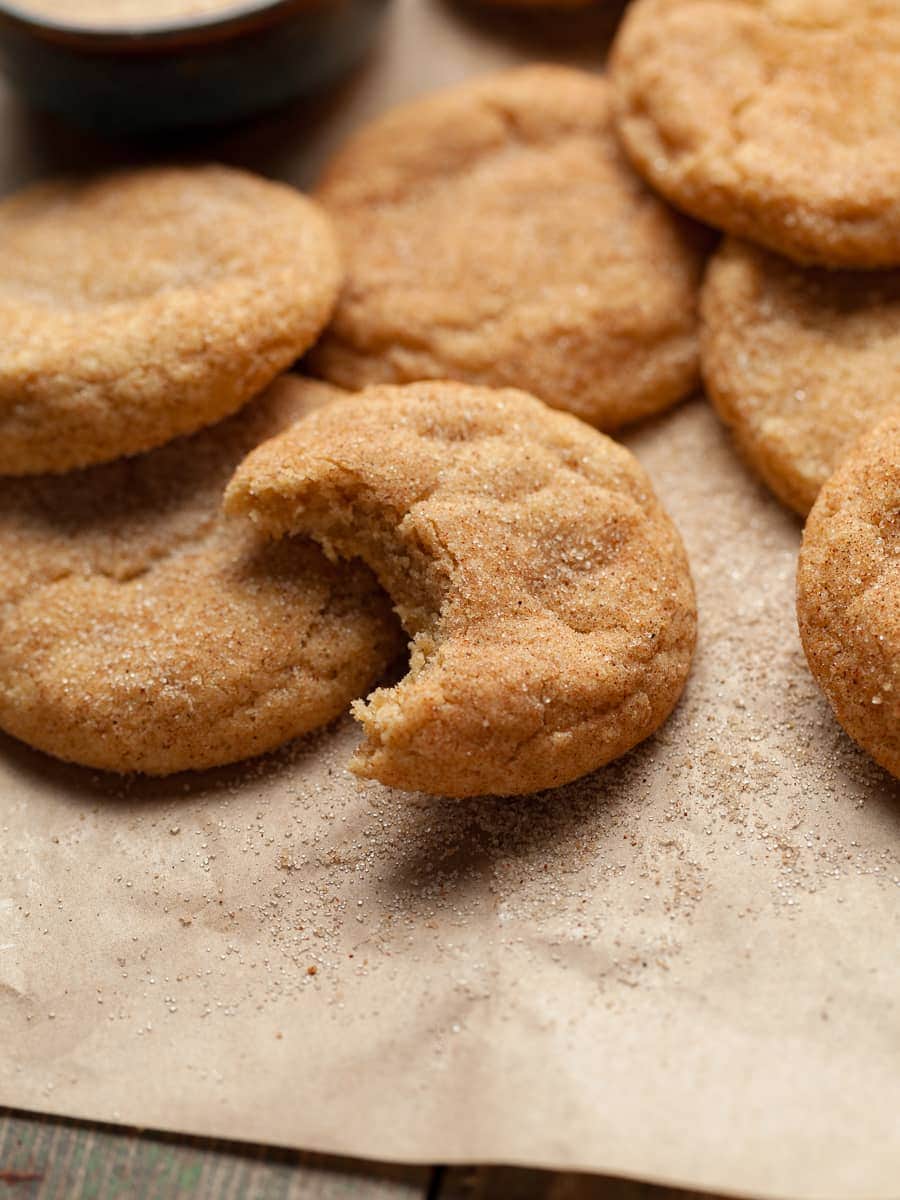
[0,0,389,134]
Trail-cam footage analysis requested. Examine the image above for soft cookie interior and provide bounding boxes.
[225,382,697,797]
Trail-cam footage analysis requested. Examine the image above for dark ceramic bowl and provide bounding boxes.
[0,0,388,133]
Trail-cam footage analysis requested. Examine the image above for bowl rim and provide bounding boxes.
[0,0,318,42]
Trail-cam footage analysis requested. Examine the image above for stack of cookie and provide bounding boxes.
[0,166,403,776]
[0,97,703,796]
[610,0,900,781]
[228,64,706,797]
[4,11,894,792]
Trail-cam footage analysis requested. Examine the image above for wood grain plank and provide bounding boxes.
[0,1110,430,1199]
[437,1166,718,1200]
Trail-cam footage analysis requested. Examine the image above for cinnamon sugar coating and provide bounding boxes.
[226,381,697,797]
[0,377,401,774]
[798,414,900,779]
[309,66,705,430]
[0,166,342,475]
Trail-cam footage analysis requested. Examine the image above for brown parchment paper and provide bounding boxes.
[0,3,898,1198]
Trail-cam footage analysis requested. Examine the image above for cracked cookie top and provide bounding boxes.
[307,65,706,431]
[798,412,900,779]
[0,377,401,775]
[701,237,900,514]
[226,381,697,797]
[611,0,900,266]
[0,166,342,475]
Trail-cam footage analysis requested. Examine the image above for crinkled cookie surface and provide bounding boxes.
[0,166,342,474]
[309,66,705,430]
[0,377,401,774]
[612,0,900,266]
[798,414,900,779]
[227,381,697,797]
[702,238,900,514]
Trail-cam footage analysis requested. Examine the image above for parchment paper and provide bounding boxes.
[1,3,898,1198]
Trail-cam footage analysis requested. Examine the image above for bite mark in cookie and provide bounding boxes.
[0,377,401,775]
[226,381,697,797]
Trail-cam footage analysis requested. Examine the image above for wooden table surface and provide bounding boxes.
[0,1110,718,1199]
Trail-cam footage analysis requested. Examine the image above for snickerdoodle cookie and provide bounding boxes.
[0,166,342,475]
[702,239,900,515]
[797,415,900,780]
[226,382,697,797]
[0,377,401,775]
[308,66,706,430]
[611,0,900,267]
